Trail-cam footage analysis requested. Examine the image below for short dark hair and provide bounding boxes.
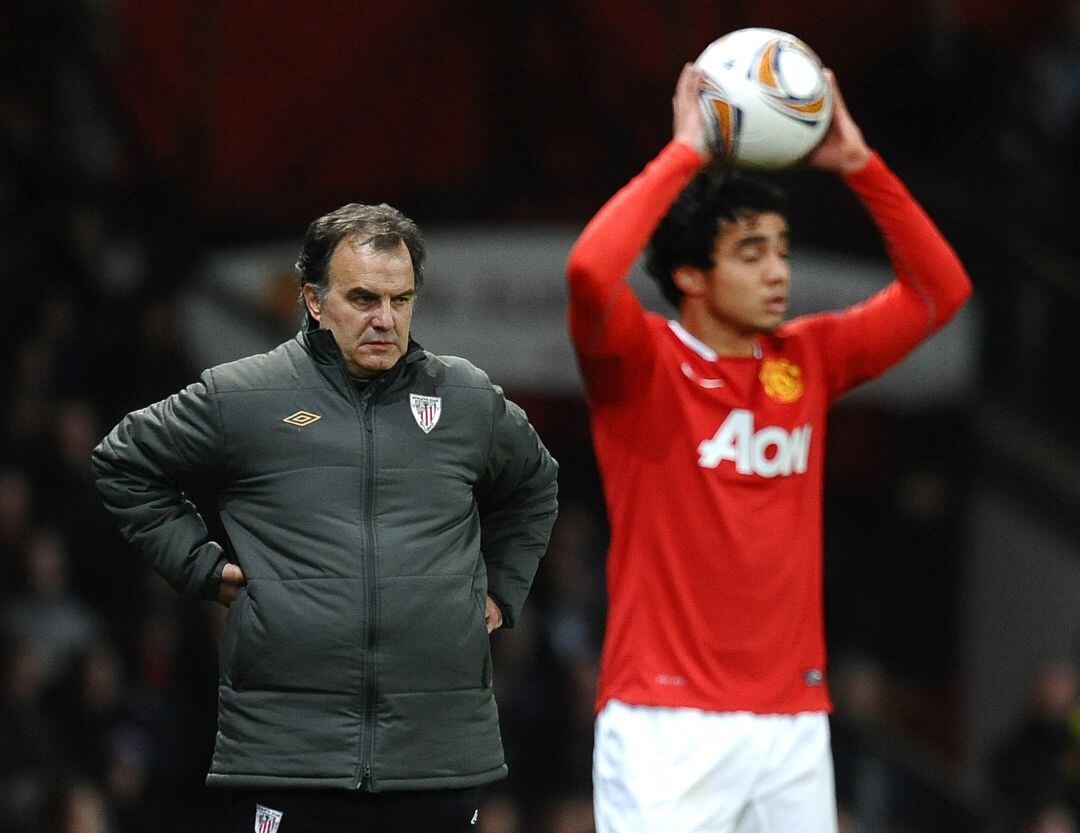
[645,170,787,308]
[295,203,426,300]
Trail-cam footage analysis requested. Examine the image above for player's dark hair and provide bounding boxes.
[295,203,426,304]
[645,169,787,308]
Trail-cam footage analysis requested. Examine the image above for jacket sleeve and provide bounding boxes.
[475,390,559,628]
[90,370,231,600]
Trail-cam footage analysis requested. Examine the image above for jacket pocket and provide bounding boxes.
[378,574,490,694]
[219,586,250,688]
[228,577,367,694]
[475,591,493,689]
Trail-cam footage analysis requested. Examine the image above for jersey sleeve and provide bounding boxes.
[806,152,973,399]
[565,141,703,360]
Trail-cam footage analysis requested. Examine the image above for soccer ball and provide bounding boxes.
[694,28,833,170]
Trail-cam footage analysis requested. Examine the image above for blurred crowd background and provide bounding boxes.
[2,1,1080,832]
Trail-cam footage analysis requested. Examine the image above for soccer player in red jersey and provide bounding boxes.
[566,64,972,832]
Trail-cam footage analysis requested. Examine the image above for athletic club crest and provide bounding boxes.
[410,393,442,433]
[254,805,283,833]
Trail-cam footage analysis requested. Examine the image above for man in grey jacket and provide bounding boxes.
[92,203,559,832]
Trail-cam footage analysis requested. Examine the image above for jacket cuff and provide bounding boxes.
[203,557,227,601]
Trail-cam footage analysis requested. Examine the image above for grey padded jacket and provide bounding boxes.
[91,327,559,791]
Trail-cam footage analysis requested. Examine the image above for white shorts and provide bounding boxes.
[593,700,838,833]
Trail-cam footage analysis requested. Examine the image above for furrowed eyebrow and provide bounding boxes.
[345,287,416,301]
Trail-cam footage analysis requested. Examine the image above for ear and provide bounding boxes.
[301,284,322,322]
[673,267,706,297]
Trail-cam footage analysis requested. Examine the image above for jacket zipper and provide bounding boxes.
[360,393,378,790]
[318,338,420,790]
[339,364,381,791]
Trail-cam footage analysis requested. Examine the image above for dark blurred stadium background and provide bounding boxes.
[2,1,1080,831]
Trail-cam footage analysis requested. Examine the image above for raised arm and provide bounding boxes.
[803,71,973,396]
[566,64,709,358]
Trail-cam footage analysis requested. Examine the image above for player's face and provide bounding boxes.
[703,211,790,334]
[303,238,416,379]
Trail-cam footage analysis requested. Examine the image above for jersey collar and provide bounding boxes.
[667,320,762,360]
[668,320,716,360]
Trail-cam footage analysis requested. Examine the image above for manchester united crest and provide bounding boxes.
[410,393,442,433]
[759,358,804,404]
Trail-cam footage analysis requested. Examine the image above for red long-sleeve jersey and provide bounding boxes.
[567,141,972,715]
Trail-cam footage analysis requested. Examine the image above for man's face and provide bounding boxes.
[303,238,416,379]
[700,211,791,335]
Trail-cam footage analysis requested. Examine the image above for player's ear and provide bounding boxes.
[673,267,706,296]
[301,284,322,321]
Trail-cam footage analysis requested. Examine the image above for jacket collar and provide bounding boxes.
[298,325,425,396]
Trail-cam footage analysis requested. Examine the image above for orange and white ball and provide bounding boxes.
[695,28,833,170]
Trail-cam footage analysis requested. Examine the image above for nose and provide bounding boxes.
[765,252,789,285]
[371,299,394,329]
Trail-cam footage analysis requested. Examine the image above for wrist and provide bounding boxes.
[837,146,873,175]
[670,137,710,166]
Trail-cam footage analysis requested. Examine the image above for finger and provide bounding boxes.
[222,562,246,584]
[821,68,849,116]
[484,597,504,633]
[218,584,238,607]
[676,63,703,100]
